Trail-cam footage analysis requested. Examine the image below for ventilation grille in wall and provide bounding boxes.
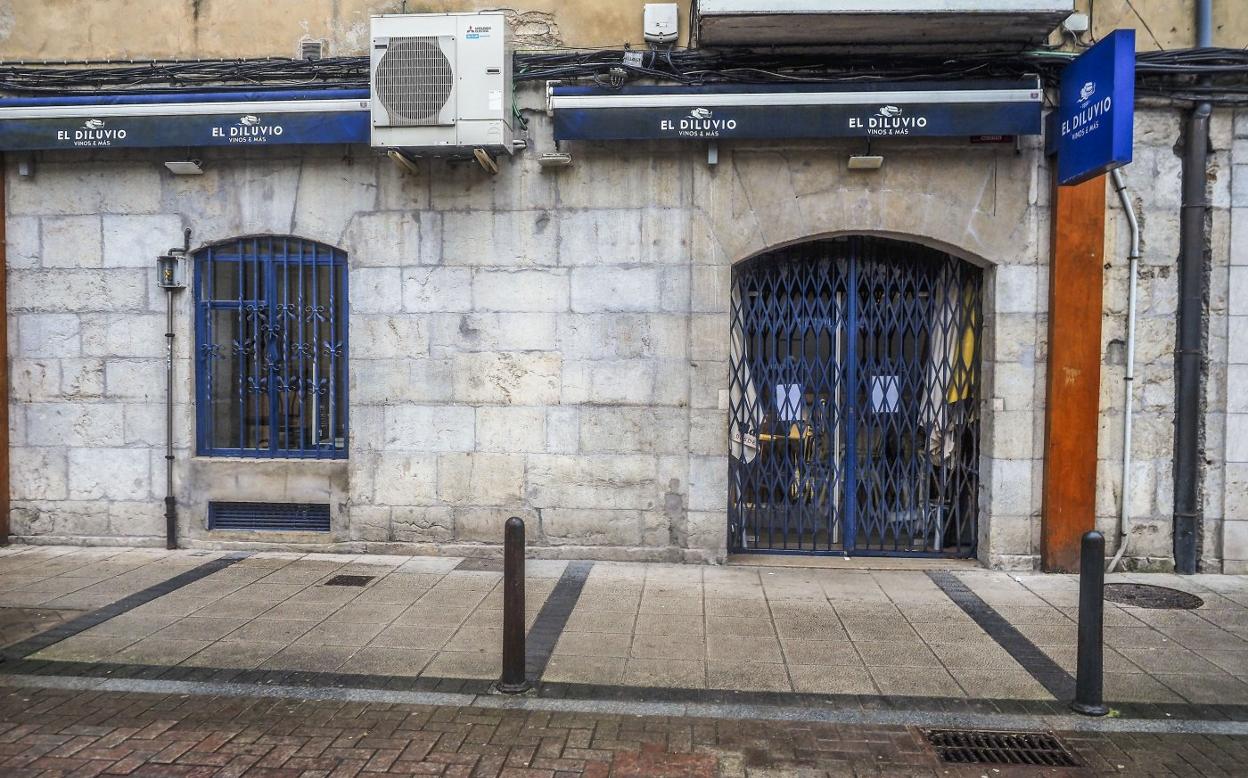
[208,502,331,532]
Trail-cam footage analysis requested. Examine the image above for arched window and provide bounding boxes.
[194,236,348,458]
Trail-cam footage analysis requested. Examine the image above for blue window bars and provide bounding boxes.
[194,237,348,459]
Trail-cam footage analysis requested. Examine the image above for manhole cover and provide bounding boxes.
[323,575,375,587]
[1103,583,1203,610]
[925,729,1079,767]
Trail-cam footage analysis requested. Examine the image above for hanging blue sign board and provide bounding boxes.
[1056,29,1135,185]
[550,79,1043,142]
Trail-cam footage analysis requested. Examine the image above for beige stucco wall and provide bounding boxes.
[0,0,691,59]
[1074,0,1245,50]
[0,1,1243,61]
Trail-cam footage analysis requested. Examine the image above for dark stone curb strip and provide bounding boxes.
[4,657,1248,724]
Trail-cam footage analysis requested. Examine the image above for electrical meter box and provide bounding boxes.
[644,4,680,44]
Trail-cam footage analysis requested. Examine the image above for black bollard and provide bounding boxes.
[497,516,530,694]
[1071,530,1109,716]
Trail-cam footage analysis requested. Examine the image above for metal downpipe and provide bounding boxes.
[1173,0,1213,574]
[1109,168,1140,573]
[164,285,177,550]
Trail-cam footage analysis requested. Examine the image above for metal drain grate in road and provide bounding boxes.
[925,729,1079,767]
[323,575,375,587]
[1104,583,1204,610]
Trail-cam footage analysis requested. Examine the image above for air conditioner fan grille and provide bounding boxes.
[375,36,454,126]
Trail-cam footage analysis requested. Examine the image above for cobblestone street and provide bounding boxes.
[3,683,1248,777]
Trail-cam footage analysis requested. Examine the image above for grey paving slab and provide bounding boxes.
[260,644,357,672]
[867,665,964,697]
[706,616,775,637]
[630,633,705,660]
[948,667,1052,700]
[1119,646,1226,674]
[543,654,626,684]
[787,664,878,694]
[443,625,501,653]
[705,597,770,618]
[370,624,455,650]
[295,620,386,647]
[553,630,633,658]
[116,637,212,665]
[706,660,791,692]
[779,638,863,666]
[180,640,284,669]
[153,617,249,642]
[32,635,139,662]
[563,609,637,633]
[339,646,434,677]
[706,634,782,662]
[622,657,705,688]
[855,640,944,668]
[222,618,319,644]
[927,639,1027,670]
[423,650,498,679]
[392,604,475,627]
[636,613,702,635]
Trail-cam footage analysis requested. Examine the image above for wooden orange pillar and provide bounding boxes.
[1041,172,1106,573]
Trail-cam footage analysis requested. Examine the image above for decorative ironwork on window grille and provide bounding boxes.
[194,237,348,459]
[729,236,982,557]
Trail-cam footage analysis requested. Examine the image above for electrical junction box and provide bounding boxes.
[644,4,680,44]
[370,12,513,155]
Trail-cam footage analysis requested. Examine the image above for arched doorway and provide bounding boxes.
[728,236,983,557]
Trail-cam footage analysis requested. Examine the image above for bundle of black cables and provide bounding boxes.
[0,46,1245,105]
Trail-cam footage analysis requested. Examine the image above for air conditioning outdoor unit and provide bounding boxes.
[370,12,513,155]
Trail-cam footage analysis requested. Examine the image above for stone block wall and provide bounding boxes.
[1223,109,1248,573]
[1093,107,1241,572]
[5,101,1239,569]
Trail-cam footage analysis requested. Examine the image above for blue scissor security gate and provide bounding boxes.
[728,236,982,557]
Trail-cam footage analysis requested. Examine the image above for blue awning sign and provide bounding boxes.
[550,80,1043,142]
[0,89,370,151]
[1056,29,1135,185]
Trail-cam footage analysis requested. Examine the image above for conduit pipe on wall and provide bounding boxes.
[0,153,9,546]
[1173,0,1213,574]
[1109,168,1140,573]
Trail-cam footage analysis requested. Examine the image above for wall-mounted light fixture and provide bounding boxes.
[538,152,573,169]
[847,155,884,170]
[164,160,204,175]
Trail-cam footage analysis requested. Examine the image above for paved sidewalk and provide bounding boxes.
[3,546,1248,711]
